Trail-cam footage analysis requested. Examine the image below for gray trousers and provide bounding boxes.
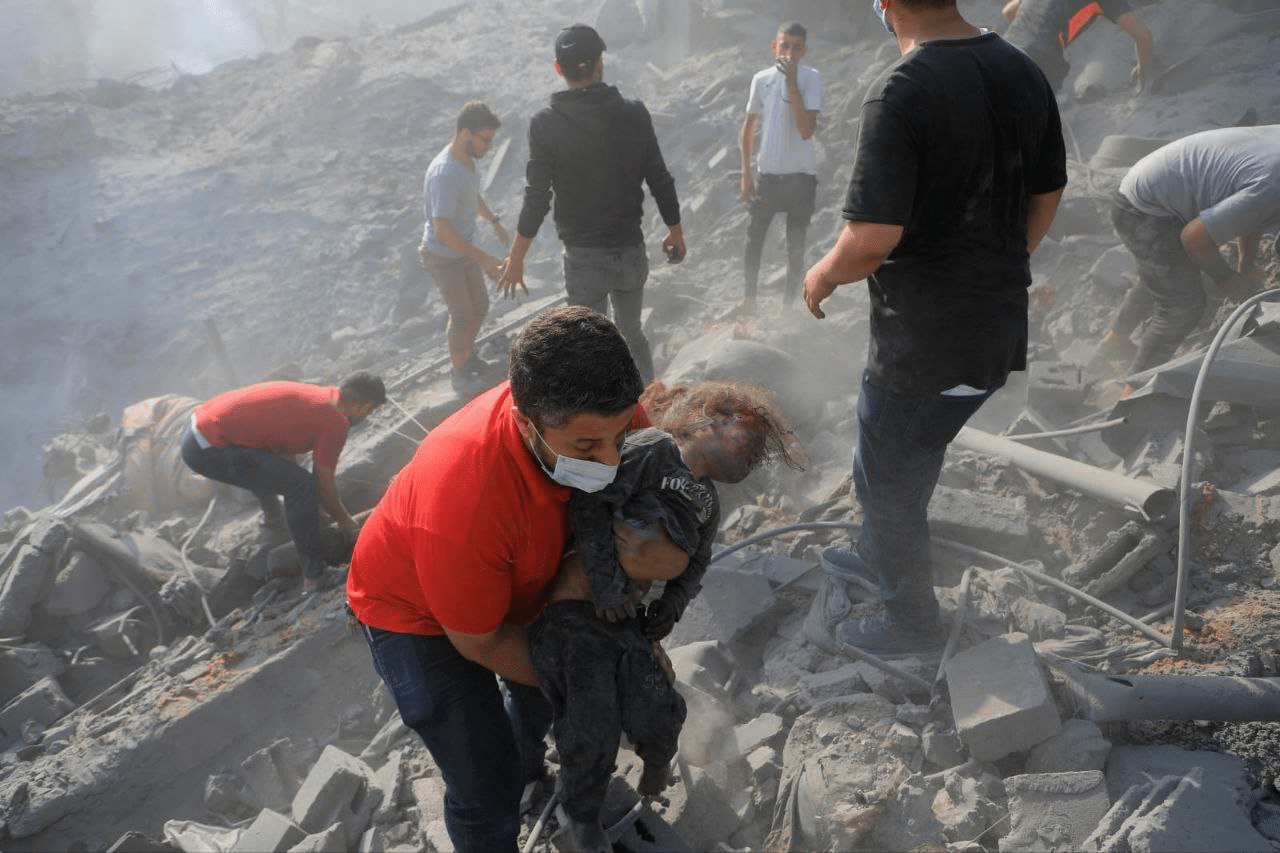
[563,243,653,383]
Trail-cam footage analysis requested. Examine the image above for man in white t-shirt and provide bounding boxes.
[738,21,821,314]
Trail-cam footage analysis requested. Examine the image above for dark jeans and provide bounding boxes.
[851,372,992,622]
[179,425,326,578]
[563,243,653,383]
[1110,193,1206,374]
[744,172,817,304]
[359,624,552,853]
[528,601,685,823]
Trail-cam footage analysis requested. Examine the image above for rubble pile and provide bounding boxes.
[3,0,1280,851]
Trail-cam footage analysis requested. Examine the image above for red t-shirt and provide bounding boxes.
[194,381,350,471]
[347,381,646,637]
[193,381,350,468]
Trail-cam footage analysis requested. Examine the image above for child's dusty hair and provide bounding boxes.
[640,380,805,471]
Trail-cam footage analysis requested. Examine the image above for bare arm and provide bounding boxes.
[1002,0,1020,23]
[1026,188,1064,254]
[476,195,509,248]
[1115,12,1157,78]
[434,217,502,280]
[739,112,759,201]
[1237,233,1262,274]
[313,464,357,533]
[1181,218,1260,300]
[803,220,904,319]
[443,622,539,686]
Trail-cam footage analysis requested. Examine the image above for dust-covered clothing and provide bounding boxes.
[844,32,1066,395]
[1118,126,1280,245]
[568,427,719,615]
[421,145,481,258]
[1004,0,1135,89]
[515,82,680,249]
[528,600,686,823]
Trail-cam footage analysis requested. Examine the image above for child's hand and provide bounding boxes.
[643,598,679,639]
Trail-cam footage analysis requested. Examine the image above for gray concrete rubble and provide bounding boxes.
[2,0,1280,852]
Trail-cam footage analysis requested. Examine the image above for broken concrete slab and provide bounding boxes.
[0,676,74,751]
[0,545,56,637]
[668,564,780,648]
[945,633,1061,762]
[290,745,382,845]
[1001,770,1111,852]
[228,808,304,853]
[1026,718,1112,773]
[929,484,1030,558]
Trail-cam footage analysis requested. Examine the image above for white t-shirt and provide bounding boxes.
[1119,126,1280,245]
[746,64,821,177]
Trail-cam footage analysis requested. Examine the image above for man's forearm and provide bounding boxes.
[1026,188,1064,254]
[435,218,497,267]
[314,467,355,530]
[445,623,539,687]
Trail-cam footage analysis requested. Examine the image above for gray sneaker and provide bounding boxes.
[836,609,944,657]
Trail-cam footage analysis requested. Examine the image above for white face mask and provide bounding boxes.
[528,423,618,493]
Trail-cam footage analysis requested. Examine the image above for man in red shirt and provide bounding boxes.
[347,306,681,852]
[180,372,385,593]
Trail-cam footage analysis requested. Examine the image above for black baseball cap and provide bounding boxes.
[555,24,606,67]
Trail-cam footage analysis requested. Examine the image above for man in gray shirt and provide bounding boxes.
[1099,126,1280,381]
[420,101,508,396]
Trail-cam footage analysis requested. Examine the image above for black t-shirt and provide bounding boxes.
[844,33,1066,394]
[1004,0,1135,87]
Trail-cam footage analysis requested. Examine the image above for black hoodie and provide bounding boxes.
[516,82,680,249]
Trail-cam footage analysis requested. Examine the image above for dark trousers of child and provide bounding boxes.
[529,600,686,824]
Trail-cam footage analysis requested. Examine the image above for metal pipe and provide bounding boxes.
[1173,288,1280,652]
[1053,667,1280,722]
[1004,416,1126,442]
[953,427,1176,521]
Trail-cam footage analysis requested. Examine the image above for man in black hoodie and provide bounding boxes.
[498,24,685,384]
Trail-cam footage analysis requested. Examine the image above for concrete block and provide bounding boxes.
[1027,719,1111,773]
[290,745,382,846]
[0,643,67,707]
[371,749,404,824]
[668,565,780,648]
[798,662,866,700]
[240,738,299,813]
[733,712,783,754]
[25,516,69,554]
[929,485,1029,558]
[0,545,56,636]
[230,808,305,853]
[945,633,1061,762]
[43,551,111,616]
[664,763,740,853]
[0,676,74,750]
[287,822,347,852]
[745,745,779,785]
[921,721,966,770]
[1000,771,1110,852]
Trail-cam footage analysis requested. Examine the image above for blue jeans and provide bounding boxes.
[563,243,652,383]
[179,426,326,578]
[359,624,552,852]
[851,372,992,621]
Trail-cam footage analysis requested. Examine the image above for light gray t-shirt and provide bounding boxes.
[422,145,479,259]
[1119,125,1280,245]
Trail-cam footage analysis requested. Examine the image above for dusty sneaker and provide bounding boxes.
[835,608,944,657]
[820,546,879,596]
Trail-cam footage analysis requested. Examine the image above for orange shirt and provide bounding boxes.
[195,381,348,470]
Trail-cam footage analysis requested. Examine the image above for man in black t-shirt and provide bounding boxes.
[1003,0,1162,92]
[803,0,1066,656]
